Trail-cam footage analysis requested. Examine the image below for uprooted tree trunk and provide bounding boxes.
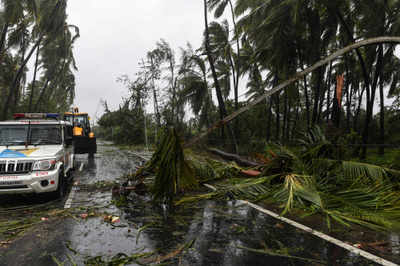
[208,148,261,167]
[184,36,400,148]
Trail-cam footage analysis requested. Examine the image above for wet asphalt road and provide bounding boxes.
[0,142,399,266]
[0,142,148,266]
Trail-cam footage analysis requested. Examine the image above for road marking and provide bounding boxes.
[64,162,84,209]
[64,187,76,209]
[238,200,398,266]
[79,162,84,172]
[204,184,217,191]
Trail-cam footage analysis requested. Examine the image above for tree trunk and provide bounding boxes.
[361,45,384,159]
[0,22,9,64]
[228,0,240,109]
[345,58,352,132]
[332,78,341,128]
[353,86,365,131]
[29,43,41,112]
[378,76,385,155]
[204,0,227,121]
[308,8,322,126]
[266,98,272,141]
[346,83,353,132]
[379,52,385,156]
[149,55,161,128]
[2,36,43,120]
[286,97,292,141]
[208,148,261,167]
[326,61,333,122]
[13,37,27,114]
[320,61,332,122]
[203,0,237,153]
[303,75,311,129]
[275,93,280,141]
[228,52,237,108]
[34,78,50,111]
[291,100,300,140]
[283,91,288,142]
[312,67,323,125]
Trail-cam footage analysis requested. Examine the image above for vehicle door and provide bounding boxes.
[63,125,74,171]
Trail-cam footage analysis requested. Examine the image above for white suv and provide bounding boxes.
[0,113,74,198]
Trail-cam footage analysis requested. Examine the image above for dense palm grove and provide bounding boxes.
[109,1,400,234]
[0,0,77,119]
[98,0,400,160]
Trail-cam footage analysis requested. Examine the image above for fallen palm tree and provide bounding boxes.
[129,37,400,231]
[177,139,400,232]
[133,128,198,204]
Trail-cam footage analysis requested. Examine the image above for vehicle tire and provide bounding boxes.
[49,171,65,199]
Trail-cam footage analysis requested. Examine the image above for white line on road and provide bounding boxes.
[64,187,76,209]
[79,162,84,172]
[238,200,399,266]
[64,162,84,209]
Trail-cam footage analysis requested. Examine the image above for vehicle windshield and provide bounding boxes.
[0,124,62,146]
[65,115,89,130]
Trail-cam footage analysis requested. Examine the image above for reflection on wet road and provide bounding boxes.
[0,142,399,266]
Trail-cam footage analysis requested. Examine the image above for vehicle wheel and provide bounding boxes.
[50,171,65,199]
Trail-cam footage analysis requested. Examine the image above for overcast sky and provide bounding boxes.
[67,0,207,122]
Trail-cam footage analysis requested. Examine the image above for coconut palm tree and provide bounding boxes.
[207,0,241,111]
[1,0,67,119]
[34,23,79,112]
[0,0,38,114]
[180,49,214,131]
[0,0,37,63]
[203,0,237,153]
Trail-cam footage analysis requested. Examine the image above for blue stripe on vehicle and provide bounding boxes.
[0,149,27,158]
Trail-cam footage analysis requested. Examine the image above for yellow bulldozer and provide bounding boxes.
[63,108,97,156]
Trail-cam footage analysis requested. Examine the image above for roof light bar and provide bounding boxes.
[13,113,60,119]
[46,113,59,119]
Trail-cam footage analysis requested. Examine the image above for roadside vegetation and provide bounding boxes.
[98,0,400,160]
[125,127,400,233]
[97,0,400,234]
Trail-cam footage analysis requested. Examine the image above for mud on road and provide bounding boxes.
[0,142,399,266]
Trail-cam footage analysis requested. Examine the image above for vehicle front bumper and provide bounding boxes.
[0,169,60,195]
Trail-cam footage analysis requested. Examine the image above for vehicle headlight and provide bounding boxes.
[33,159,56,171]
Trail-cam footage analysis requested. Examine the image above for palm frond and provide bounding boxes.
[147,128,198,204]
[314,158,394,184]
[176,175,277,206]
[342,160,389,182]
[273,174,323,214]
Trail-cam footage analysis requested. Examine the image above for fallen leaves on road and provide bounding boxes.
[140,239,196,264]
[103,215,120,224]
[0,240,11,247]
[111,217,120,223]
[241,169,261,177]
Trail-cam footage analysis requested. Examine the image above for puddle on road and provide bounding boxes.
[49,191,394,265]
[112,196,384,266]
